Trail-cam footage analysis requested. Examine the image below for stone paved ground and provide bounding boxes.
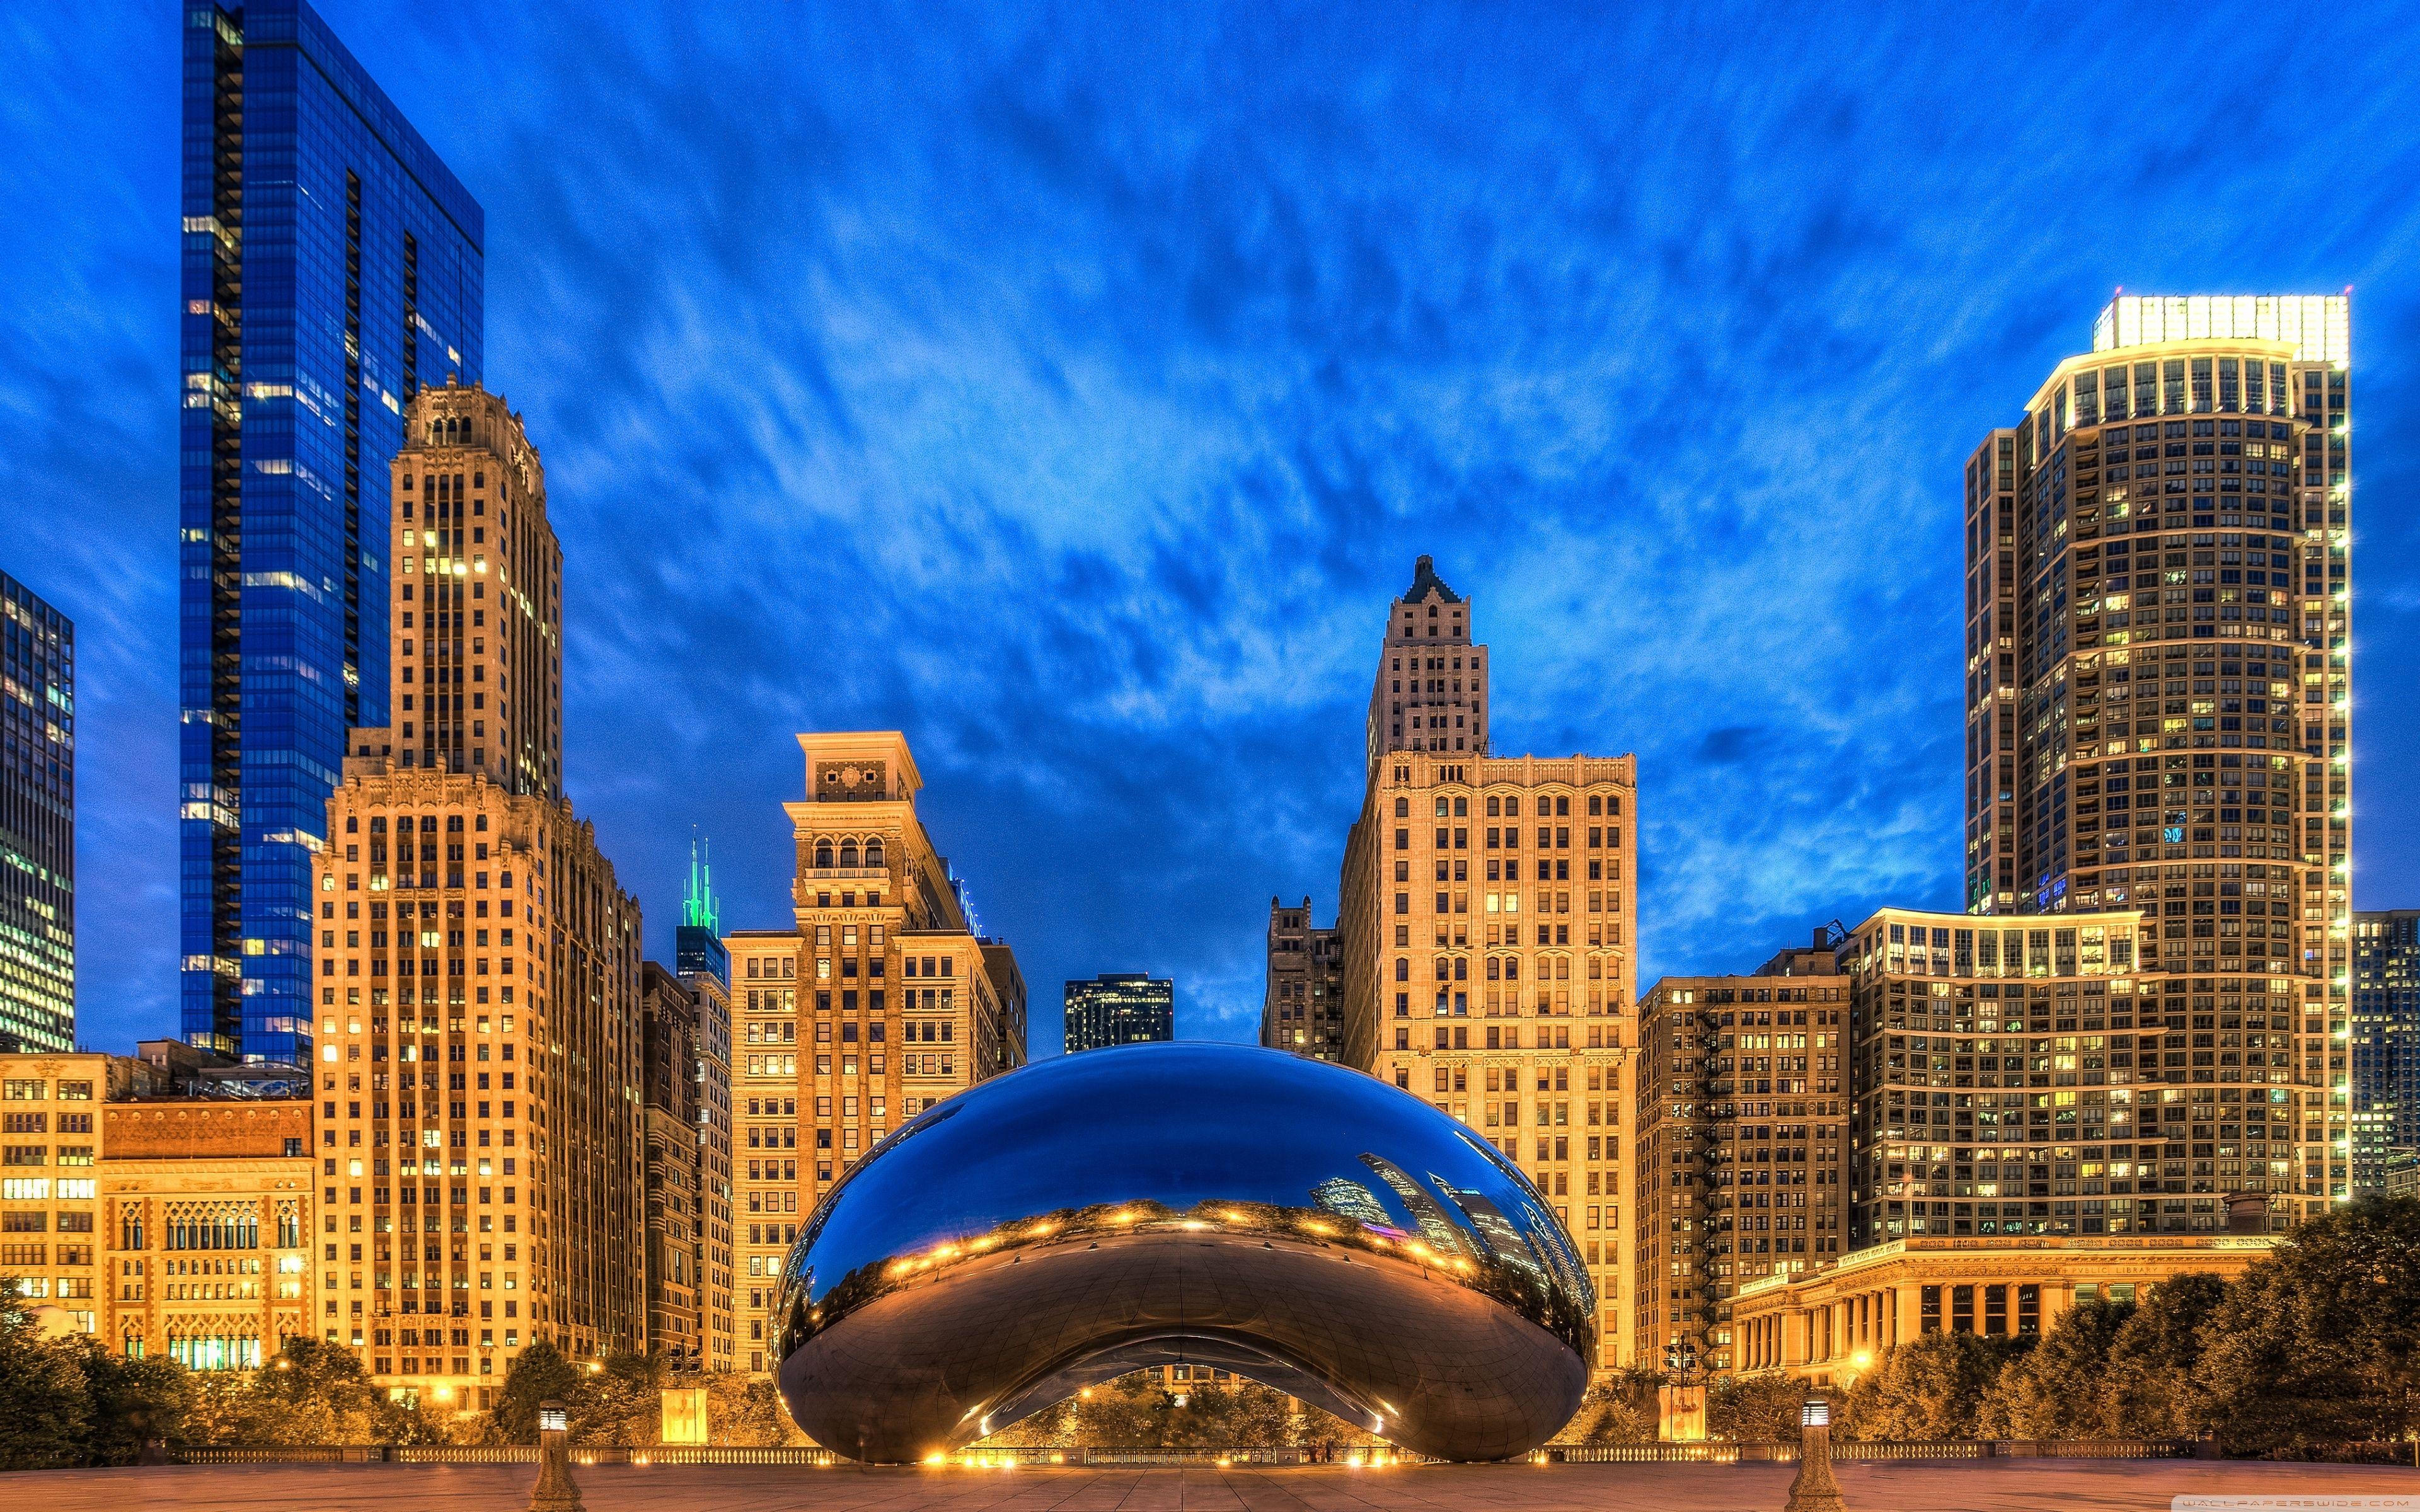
[13,1458,2420,1512]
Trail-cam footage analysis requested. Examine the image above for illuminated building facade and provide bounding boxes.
[1262,897,1345,1060]
[1961,294,2348,1222]
[2351,910,2420,1191]
[1338,558,1639,1369]
[0,1051,313,1370]
[179,0,483,1067]
[1731,1232,2276,1386]
[0,571,73,1052]
[1635,936,1848,1374]
[313,386,645,1406]
[731,731,1026,1374]
[1063,973,1173,1053]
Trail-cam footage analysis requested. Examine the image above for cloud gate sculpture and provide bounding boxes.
[771,1042,1593,1462]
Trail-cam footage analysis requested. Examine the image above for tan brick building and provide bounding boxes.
[1635,937,1849,1374]
[1,1051,313,1370]
[312,384,645,1406]
[1262,898,1345,1061]
[1337,558,1641,1370]
[731,732,1025,1375]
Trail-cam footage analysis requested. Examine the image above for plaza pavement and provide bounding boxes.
[14,1457,2420,1511]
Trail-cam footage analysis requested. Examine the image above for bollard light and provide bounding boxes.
[1785,1396,1845,1512]
[529,1398,583,1512]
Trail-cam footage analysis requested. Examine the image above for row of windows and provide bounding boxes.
[1394,794,1622,818]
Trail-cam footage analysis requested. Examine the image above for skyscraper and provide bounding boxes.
[180,0,483,1067]
[1062,973,1175,1053]
[1337,556,1640,1368]
[1961,294,2349,1227]
[0,571,74,1053]
[314,384,643,1403]
[2351,910,2420,1191]
[1262,897,1345,1060]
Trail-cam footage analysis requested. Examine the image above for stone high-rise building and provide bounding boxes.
[730,732,1025,1375]
[2352,910,2420,1191]
[312,384,644,1406]
[1961,294,2348,1222]
[1366,554,1488,772]
[1062,973,1174,1053]
[0,571,74,1053]
[1634,937,1848,1374]
[1339,558,1640,1368]
[1261,898,1345,1061]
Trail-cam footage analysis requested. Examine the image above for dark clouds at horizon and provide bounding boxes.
[8,3,2420,1055]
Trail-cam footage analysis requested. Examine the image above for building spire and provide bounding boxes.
[683,830,720,935]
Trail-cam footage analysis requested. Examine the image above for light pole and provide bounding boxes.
[529,1399,583,1512]
[1783,1396,1845,1512]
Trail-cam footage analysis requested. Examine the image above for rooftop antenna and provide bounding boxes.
[683,828,720,936]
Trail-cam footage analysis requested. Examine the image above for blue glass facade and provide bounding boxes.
[2352,910,2420,1191]
[179,0,482,1066]
[0,571,74,1053]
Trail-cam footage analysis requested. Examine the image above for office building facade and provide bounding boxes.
[1634,937,1848,1375]
[1063,973,1174,1053]
[312,386,645,1404]
[1959,295,2348,1222]
[2352,910,2420,1191]
[730,732,1025,1374]
[180,0,483,1067]
[1262,897,1345,1060]
[0,573,74,1052]
[1337,558,1640,1368]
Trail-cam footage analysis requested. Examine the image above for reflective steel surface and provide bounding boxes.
[773,1042,1593,1462]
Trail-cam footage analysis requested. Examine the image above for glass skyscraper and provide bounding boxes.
[179,0,482,1066]
[2351,911,2420,1191]
[1062,973,1175,1053]
[0,571,74,1053]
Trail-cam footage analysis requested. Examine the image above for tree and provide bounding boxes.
[1975,1299,2133,1438]
[1838,1331,2027,1441]
[2198,1194,2420,1454]
[572,1351,663,1445]
[76,1344,193,1463]
[246,1337,410,1445]
[1555,1368,1659,1445]
[2097,1271,2226,1439]
[0,1287,92,1470]
[1707,1373,1811,1442]
[492,1339,582,1443]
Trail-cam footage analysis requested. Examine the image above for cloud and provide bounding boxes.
[6,0,2420,1053]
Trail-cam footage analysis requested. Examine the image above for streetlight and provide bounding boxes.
[529,1399,582,1512]
[1784,1397,1847,1512]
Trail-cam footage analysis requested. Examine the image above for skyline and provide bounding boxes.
[8,4,2420,1057]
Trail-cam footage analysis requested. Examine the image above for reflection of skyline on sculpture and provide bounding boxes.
[772,1043,1591,1461]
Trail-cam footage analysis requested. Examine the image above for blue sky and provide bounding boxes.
[8,3,2420,1055]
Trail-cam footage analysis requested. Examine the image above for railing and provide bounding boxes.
[170,1438,2199,1467]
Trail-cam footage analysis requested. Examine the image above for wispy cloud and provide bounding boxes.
[8,0,2420,1052]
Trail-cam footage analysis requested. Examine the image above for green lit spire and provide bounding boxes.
[683,831,720,935]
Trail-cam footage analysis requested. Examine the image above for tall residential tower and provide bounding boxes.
[180,0,483,1067]
[1959,294,2349,1229]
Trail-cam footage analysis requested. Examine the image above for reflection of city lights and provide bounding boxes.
[1026,1222,1056,1238]
[1180,1219,1207,1231]
[1111,1210,1138,1225]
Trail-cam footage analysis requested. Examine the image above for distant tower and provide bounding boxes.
[678,832,730,987]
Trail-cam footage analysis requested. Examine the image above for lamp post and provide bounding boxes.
[1783,1396,1845,1512]
[529,1399,583,1512]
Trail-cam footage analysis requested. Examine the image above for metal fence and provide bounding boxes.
[175,1438,2198,1467]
